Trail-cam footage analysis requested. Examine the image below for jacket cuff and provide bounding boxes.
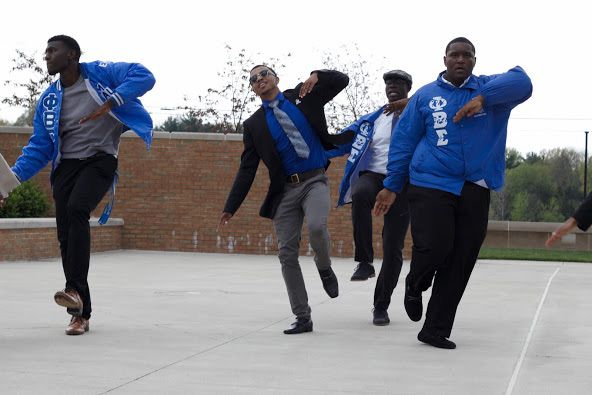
[383,176,403,193]
[10,168,22,182]
[109,92,124,107]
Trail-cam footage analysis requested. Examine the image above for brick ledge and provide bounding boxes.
[0,217,124,229]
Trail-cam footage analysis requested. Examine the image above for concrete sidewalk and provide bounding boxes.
[1,251,591,394]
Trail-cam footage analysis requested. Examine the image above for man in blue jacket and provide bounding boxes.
[329,70,412,326]
[8,35,155,335]
[374,37,532,349]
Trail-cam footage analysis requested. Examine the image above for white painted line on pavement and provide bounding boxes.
[505,266,560,395]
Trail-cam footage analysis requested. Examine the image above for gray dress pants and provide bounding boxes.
[273,173,332,320]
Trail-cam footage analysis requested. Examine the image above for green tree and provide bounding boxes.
[490,147,585,222]
[505,147,524,169]
[490,186,509,220]
[544,148,582,218]
[524,151,543,165]
[505,162,563,221]
[489,148,524,220]
[156,114,219,133]
[156,97,220,133]
[155,116,181,132]
[2,50,53,126]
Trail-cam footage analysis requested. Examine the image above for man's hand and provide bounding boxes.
[545,217,578,248]
[453,95,484,123]
[384,98,410,116]
[217,212,233,232]
[0,196,6,208]
[299,72,319,98]
[79,100,114,124]
[372,188,397,216]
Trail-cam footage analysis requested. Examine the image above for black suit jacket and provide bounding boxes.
[223,69,354,219]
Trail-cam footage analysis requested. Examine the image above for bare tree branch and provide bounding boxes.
[2,50,52,126]
[322,44,385,133]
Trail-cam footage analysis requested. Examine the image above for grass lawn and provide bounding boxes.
[479,247,592,262]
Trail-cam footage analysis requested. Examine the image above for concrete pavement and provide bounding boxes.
[1,251,591,394]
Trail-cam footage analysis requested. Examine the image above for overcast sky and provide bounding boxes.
[1,0,590,155]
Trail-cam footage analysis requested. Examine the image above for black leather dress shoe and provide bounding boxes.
[404,279,422,322]
[417,329,456,349]
[283,318,313,335]
[351,262,375,281]
[372,308,390,326]
[319,268,339,298]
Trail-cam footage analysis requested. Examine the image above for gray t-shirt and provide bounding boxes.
[59,76,123,159]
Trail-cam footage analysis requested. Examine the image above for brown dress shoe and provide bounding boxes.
[65,316,89,336]
[54,289,83,316]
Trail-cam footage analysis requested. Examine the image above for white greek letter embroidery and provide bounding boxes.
[430,97,448,147]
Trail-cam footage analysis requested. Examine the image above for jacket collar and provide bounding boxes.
[262,91,285,109]
[436,71,479,90]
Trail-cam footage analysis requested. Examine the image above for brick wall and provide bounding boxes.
[0,218,123,261]
[1,128,412,260]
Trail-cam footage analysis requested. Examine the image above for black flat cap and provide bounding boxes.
[383,70,412,87]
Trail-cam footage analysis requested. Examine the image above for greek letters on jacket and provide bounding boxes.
[41,92,59,143]
[327,107,385,206]
[383,66,532,195]
[11,61,155,183]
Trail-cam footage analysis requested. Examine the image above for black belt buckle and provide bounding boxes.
[289,173,300,183]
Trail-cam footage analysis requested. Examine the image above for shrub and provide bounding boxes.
[0,181,49,218]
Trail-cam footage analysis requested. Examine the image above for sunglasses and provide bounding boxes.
[249,69,275,84]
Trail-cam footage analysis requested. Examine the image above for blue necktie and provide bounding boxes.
[269,100,310,159]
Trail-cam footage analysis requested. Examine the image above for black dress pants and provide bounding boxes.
[52,154,117,319]
[406,182,490,338]
[351,171,410,310]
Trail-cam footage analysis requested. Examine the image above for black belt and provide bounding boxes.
[78,152,110,161]
[286,168,325,184]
